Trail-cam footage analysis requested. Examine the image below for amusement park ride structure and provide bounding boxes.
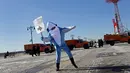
[104,0,130,46]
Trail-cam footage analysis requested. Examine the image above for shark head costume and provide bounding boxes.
[46,22,78,71]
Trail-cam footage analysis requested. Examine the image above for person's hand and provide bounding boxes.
[73,26,76,29]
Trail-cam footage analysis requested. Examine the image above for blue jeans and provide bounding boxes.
[55,44,73,63]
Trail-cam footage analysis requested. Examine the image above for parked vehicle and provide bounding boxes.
[24,43,55,54]
[65,39,89,50]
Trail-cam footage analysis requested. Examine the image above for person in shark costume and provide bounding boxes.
[41,22,78,71]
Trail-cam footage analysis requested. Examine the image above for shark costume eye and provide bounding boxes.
[51,26,56,30]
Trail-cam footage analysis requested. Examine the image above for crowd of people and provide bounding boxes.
[89,39,104,48]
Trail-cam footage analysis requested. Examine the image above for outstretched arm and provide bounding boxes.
[62,26,76,33]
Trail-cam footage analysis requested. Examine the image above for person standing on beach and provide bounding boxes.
[41,22,78,71]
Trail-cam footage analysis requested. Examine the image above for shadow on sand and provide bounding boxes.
[60,65,130,72]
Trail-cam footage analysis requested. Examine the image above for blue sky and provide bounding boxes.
[0,0,130,53]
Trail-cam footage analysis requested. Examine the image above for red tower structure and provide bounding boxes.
[104,0,130,46]
[106,0,125,34]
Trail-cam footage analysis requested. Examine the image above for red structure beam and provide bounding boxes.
[106,0,120,3]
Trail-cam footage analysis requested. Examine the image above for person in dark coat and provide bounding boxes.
[98,39,104,48]
[4,51,9,59]
[36,46,40,56]
[32,46,37,57]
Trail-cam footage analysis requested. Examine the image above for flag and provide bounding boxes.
[33,16,45,34]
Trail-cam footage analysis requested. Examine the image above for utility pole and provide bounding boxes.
[27,26,35,44]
